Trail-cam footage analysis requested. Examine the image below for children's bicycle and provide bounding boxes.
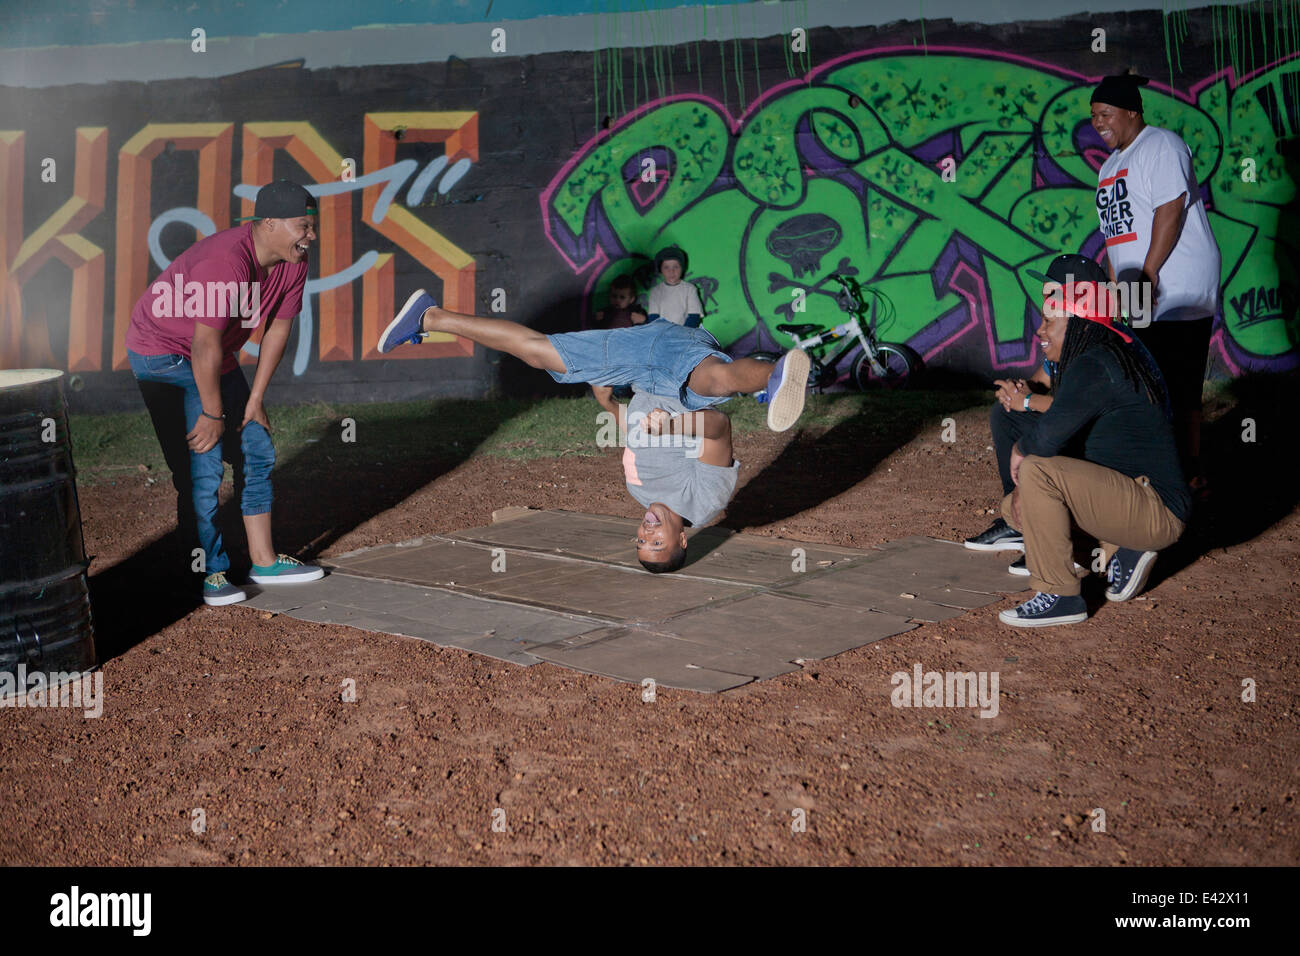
[748,273,920,390]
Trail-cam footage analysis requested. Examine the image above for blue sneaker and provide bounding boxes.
[249,554,325,585]
[764,348,810,432]
[998,591,1088,627]
[378,289,437,353]
[203,572,247,607]
[1105,548,1158,602]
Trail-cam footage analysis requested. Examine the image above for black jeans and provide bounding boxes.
[1133,317,1213,477]
[989,402,1042,497]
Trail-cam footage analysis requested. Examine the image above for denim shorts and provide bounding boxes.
[546,319,732,410]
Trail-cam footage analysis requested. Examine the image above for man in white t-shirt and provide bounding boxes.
[1091,72,1221,487]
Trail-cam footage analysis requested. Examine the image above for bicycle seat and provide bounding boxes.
[776,323,821,337]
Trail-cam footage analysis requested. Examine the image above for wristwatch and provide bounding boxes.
[1022,395,1032,412]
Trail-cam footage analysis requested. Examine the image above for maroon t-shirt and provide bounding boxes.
[126,223,307,374]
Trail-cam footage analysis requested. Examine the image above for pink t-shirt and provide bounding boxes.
[126,223,307,373]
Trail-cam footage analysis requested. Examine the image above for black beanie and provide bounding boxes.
[1090,73,1149,113]
[654,245,688,273]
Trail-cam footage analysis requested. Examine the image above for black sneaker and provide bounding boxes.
[1105,548,1158,602]
[965,518,1023,552]
[1010,555,1084,577]
[998,592,1088,627]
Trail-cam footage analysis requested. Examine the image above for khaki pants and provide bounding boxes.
[1001,456,1185,596]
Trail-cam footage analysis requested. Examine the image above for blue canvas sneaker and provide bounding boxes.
[998,591,1088,627]
[764,348,810,432]
[249,555,325,585]
[378,289,438,352]
[1106,547,1158,602]
[203,572,247,607]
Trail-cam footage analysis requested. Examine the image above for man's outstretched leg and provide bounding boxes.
[687,351,810,432]
[380,289,808,431]
[379,290,564,371]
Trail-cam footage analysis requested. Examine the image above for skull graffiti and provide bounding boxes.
[765,213,843,278]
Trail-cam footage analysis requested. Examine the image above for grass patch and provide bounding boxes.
[69,388,992,486]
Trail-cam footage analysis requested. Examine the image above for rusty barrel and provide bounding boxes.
[0,369,96,685]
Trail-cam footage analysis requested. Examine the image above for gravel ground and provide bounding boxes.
[1,400,1296,866]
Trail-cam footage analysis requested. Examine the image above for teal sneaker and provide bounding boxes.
[249,554,324,585]
[203,572,247,606]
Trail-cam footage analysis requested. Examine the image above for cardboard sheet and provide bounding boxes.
[245,513,1028,691]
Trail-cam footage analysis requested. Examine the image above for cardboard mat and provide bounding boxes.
[244,509,1028,692]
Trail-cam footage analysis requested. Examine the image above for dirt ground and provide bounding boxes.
[1,397,1297,866]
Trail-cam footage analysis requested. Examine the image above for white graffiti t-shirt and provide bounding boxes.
[1095,125,1221,322]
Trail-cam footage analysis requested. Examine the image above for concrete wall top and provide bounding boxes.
[1,0,1260,88]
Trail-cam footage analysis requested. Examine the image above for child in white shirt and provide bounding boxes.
[646,245,704,328]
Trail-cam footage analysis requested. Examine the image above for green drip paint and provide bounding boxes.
[642,1,661,101]
[719,36,728,115]
[802,0,811,74]
[666,4,675,96]
[729,5,741,111]
[1162,1,1175,93]
[593,0,601,133]
[781,3,788,75]
[1245,2,1255,78]
[641,31,651,108]
[696,1,704,93]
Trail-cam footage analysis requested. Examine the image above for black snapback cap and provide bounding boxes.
[1026,253,1108,286]
[238,180,318,222]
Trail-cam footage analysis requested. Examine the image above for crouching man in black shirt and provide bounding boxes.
[999,282,1191,627]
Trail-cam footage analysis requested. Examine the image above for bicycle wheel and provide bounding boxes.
[851,343,920,390]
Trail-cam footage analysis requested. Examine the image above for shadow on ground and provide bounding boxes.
[88,397,542,663]
[682,389,988,566]
[1127,369,1300,591]
[1067,371,1299,602]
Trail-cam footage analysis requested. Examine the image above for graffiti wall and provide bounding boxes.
[2,6,1297,410]
[548,46,1300,381]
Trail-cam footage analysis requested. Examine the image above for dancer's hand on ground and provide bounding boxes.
[645,408,672,435]
[187,415,224,454]
[241,396,271,432]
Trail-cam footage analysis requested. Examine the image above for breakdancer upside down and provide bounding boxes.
[378,291,810,573]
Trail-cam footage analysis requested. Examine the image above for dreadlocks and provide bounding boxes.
[1051,317,1168,409]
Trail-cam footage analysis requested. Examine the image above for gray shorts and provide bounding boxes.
[546,319,732,411]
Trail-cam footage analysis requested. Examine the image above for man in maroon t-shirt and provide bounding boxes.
[126,180,324,606]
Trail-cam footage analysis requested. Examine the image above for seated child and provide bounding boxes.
[594,274,647,329]
[378,289,810,572]
[593,273,647,400]
[646,245,704,328]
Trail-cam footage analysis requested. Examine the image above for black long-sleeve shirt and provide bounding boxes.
[1018,349,1191,523]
